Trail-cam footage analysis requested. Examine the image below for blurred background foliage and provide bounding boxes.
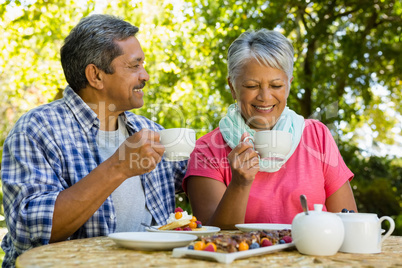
[0,0,401,249]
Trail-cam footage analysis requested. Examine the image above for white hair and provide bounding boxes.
[227,29,294,85]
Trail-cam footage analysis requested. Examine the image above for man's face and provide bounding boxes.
[101,36,149,113]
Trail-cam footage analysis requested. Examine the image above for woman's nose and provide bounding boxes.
[257,87,273,101]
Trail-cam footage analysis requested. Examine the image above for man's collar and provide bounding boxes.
[63,86,140,134]
[63,86,100,133]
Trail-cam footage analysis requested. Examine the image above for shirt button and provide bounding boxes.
[110,214,116,220]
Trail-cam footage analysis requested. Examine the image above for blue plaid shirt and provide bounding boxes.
[1,86,187,267]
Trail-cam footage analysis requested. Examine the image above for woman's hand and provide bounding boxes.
[228,132,260,186]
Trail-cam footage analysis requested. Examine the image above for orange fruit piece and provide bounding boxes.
[175,212,182,219]
[238,241,249,251]
[190,216,197,222]
[194,241,206,251]
[189,221,197,229]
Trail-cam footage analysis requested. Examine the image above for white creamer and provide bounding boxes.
[337,212,395,253]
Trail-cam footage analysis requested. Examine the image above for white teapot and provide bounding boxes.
[292,204,344,256]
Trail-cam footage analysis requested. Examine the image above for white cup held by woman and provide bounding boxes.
[243,130,292,171]
[243,130,292,159]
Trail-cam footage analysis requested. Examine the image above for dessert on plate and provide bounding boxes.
[158,207,206,231]
[189,229,292,253]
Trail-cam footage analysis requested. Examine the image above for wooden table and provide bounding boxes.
[16,232,402,268]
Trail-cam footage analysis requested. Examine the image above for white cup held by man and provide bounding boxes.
[337,212,395,254]
[159,128,196,161]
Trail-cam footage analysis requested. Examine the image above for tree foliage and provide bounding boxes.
[0,0,401,234]
[339,140,402,234]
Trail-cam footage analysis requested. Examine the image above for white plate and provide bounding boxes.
[145,226,221,238]
[172,242,295,264]
[108,232,197,251]
[235,223,292,232]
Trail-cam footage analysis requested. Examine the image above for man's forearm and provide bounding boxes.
[50,159,126,242]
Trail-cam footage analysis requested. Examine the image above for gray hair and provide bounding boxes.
[60,14,139,92]
[227,29,294,85]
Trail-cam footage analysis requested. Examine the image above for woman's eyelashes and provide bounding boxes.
[242,84,283,89]
[243,85,258,89]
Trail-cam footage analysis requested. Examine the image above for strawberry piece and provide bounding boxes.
[283,236,292,243]
[261,238,273,247]
[174,207,184,212]
[203,244,216,252]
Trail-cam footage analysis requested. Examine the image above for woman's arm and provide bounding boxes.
[186,176,252,229]
[325,180,357,212]
[186,133,259,229]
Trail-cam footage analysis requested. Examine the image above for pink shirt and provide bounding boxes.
[183,119,354,224]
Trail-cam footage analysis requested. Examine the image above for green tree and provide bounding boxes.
[340,141,402,234]
[0,0,96,157]
[1,0,401,151]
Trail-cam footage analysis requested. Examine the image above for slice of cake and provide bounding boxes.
[158,207,206,231]
[158,218,191,230]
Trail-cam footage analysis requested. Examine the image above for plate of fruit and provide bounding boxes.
[172,229,294,263]
[145,207,220,237]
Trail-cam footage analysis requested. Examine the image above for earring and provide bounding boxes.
[234,102,240,111]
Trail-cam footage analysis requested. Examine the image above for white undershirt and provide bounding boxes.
[97,116,152,232]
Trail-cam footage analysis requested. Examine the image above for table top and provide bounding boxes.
[16,232,402,268]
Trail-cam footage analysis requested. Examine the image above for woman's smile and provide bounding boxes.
[252,104,275,113]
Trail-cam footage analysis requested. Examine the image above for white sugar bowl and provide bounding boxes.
[291,204,345,256]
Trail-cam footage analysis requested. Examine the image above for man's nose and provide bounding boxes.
[140,67,150,81]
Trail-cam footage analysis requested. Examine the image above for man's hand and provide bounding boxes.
[51,129,164,243]
[112,128,165,178]
[227,132,259,186]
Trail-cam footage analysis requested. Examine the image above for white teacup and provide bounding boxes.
[337,213,395,254]
[159,128,196,161]
[244,130,292,159]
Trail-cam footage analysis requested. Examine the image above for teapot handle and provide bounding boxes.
[379,216,395,245]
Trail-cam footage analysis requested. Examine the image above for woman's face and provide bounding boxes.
[229,59,292,131]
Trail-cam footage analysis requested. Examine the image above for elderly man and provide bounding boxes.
[1,14,187,267]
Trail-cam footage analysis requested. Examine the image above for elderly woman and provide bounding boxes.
[183,29,357,229]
